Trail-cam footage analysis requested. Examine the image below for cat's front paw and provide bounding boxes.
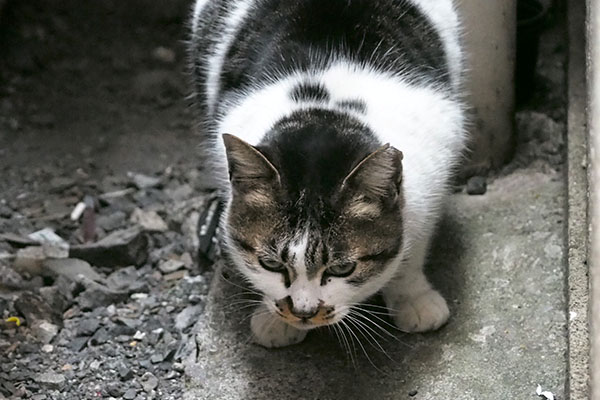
[389,289,449,333]
[250,306,307,348]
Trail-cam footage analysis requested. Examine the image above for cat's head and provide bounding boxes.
[221,111,404,330]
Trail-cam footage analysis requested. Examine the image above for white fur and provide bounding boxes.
[202,0,256,114]
[407,0,464,90]
[191,0,210,33]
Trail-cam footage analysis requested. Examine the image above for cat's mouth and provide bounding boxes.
[269,299,343,329]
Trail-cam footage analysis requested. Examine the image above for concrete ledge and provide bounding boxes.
[566,1,590,399]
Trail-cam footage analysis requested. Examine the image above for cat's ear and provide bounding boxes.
[341,144,403,198]
[222,134,281,185]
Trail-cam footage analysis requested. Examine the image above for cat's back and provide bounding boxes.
[190,0,462,115]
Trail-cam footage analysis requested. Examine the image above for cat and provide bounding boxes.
[189,0,466,348]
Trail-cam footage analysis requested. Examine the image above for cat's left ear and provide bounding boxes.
[222,134,281,186]
[341,144,403,198]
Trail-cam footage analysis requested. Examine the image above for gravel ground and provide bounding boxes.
[0,1,566,399]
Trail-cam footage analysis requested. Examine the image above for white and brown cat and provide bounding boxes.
[189,0,466,348]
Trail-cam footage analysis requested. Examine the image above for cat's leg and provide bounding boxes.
[382,239,449,333]
[250,304,307,348]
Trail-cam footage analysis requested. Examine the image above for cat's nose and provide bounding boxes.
[286,297,319,320]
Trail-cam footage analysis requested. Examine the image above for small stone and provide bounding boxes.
[34,321,60,344]
[77,319,100,337]
[130,208,168,232]
[158,259,185,274]
[77,279,129,310]
[165,370,178,380]
[409,390,418,397]
[41,344,54,353]
[68,337,88,352]
[133,331,146,340]
[90,360,101,370]
[34,372,65,390]
[14,292,62,326]
[43,258,104,283]
[28,228,69,258]
[0,264,27,289]
[96,211,127,232]
[175,304,203,331]
[140,372,158,393]
[150,353,164,364]
[119,366,134,381]
[123,388,137,400]
[172,362,184,373]
[70,226,148,267]
[163,270,187,281]
[128,172,162,189]
[107,382,125,397]
[180,252,194,269]
[89,327,109,345]
[13,246,46,275]
[466,176,487,195]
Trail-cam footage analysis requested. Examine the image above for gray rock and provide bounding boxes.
[130,208,168,232]
[123,388,137,400]
[68,337,88,352]
[32,321,59,344]
[34,372,65,390]
[13,246,46,276]
[43,258,104,283]
[0,264,27,289]
[89,327,109,345]
[14,292,62,326]
[175,304,203,331]
[70,227,148,268]
[77,278,129,310]
[76,319,100,337]
[466,176,487,195]
[158,259,185,274]
[128,172,161,190]
[119,366,134,381]
[107,382,125,397]
[140,372,158,393]
[96,211,127,232]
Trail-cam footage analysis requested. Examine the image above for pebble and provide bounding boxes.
[123,388,138,400]
[77,318,101,337]
[41,344,54,353]
[409,390,418,397]
[163,270,187,281]
[96,211,127,231]
[69,337,89,352]
[172,362,184,373]
[130,208,168,232]
[466,176,487,195]
[128,172,162,189]
[119,366,134,381]
[33,321,60,344]
[90,360,101,370]
[140,372,158,393]
[69,226,148,268]
[175,304,203,331]
[34,372,65,390]
[43,258,104,283]
[107,382,126,397]
[158,259,185,274]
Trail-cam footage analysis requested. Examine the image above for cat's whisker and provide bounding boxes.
[340,318,389,376]
[349,309,415,349]
[336,320,357,369]
[345,314,400,366]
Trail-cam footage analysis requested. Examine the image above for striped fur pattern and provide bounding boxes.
[190,0,466,348]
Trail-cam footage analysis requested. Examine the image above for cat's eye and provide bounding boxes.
[326,262,356,277]
[258,258,285,273]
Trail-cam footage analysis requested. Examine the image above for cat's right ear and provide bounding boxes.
[222,134,281,186]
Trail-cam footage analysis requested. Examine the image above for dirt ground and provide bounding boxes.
[0,1,567,399]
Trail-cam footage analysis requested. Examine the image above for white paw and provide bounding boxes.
[250,307,307,348]
[389,289,450,333]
